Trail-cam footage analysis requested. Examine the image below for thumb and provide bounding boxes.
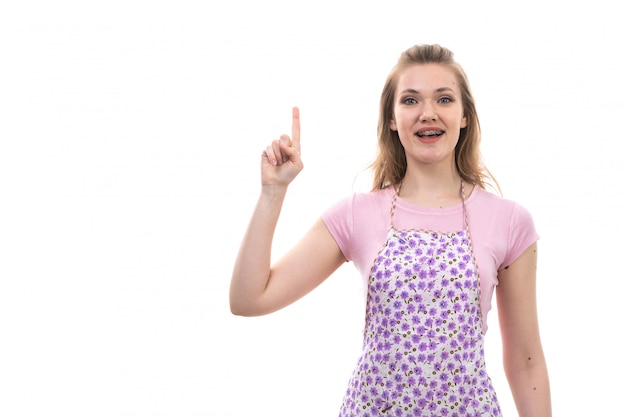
[279,139,303,168]
[279,134,290,162]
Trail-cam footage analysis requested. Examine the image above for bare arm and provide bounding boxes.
[496,242,552,417]
[229,107,346,316]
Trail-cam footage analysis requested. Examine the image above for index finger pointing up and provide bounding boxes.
[291,106,301,152]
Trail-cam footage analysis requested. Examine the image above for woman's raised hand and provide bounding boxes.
[261,107,303,187]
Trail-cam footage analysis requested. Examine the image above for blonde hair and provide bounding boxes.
[370,44,499,193]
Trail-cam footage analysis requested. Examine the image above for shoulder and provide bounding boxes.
[322,187,394,238]
[470,187,538,266]
[354,186,394,208]
[324,186,393,216]
[471,187,535,224]
[321,187,393,262]
[468,187,538,247]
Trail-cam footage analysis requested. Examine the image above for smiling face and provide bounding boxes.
[390,63,467,169]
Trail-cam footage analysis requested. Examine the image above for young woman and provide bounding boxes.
[230,44,552,417]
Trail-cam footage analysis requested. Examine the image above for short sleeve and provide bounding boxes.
[502,202,540,268]
[321,194,355,262]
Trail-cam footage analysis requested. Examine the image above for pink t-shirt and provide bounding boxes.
[321,185,538,333]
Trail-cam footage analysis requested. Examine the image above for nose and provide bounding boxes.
[420,109,437,122]
[420,102,437,122]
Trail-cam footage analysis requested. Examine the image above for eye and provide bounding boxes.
[438,97,452,104]
[402,97,417,105]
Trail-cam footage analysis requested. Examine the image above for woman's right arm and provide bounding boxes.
[229,107,346,316]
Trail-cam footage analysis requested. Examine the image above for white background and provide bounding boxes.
[1,1,624,416]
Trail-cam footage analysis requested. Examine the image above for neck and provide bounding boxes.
[398,165,469,208]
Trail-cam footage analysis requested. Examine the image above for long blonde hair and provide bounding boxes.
[370,44,499,193]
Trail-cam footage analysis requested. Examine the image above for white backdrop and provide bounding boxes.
[1,1,624,416]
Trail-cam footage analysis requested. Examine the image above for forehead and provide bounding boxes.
[395,63,460,94]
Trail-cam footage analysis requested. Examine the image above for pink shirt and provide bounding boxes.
[322,186,538,333]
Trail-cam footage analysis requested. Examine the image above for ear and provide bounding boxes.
[460,115,467,129]
[390,118,397,131]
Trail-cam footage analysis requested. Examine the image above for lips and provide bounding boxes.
[416,129,444,138]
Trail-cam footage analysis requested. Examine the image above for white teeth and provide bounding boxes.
[416,130,443,137]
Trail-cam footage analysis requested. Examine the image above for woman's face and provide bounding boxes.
[390,63,467,168]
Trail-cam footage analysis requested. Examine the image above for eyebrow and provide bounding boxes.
[400,87,457,95]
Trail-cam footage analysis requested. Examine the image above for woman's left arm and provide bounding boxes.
[496,242,552,417]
